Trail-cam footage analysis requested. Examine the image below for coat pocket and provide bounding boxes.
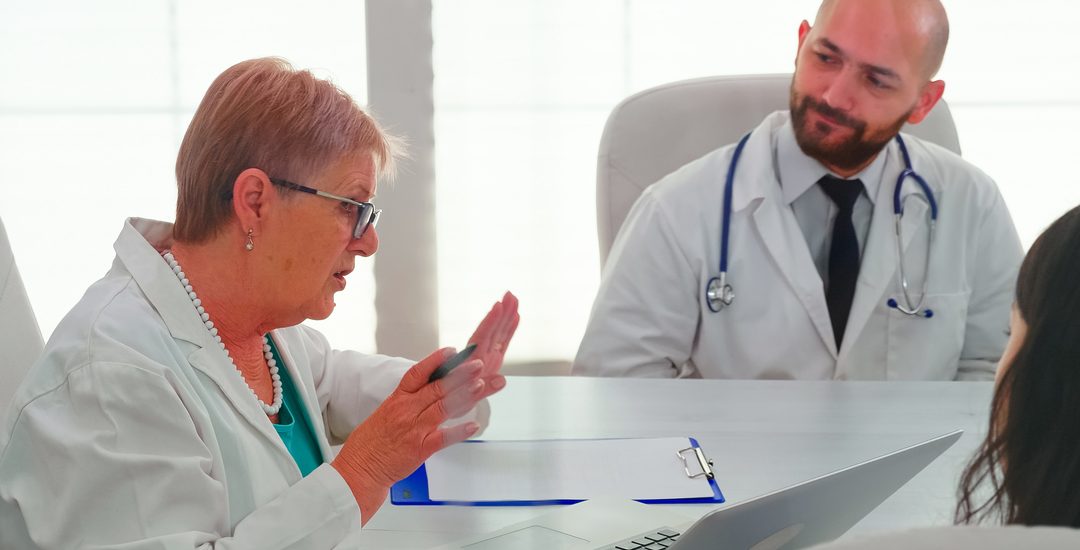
[885,290,971,380]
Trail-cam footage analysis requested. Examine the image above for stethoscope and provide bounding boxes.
[705,132,938,318]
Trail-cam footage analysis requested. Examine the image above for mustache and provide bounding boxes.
[800,95,865,131]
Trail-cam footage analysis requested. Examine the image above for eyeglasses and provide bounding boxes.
[270,178,381,239]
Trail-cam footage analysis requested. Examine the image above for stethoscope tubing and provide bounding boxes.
[720,133,753,275]
[894,135,938,220]
[709,132,936,317]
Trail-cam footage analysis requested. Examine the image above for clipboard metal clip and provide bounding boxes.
[677,446,715,480]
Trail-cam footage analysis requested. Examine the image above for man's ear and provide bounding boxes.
[796,20,812,65]
[232,168,273,235]
[906,80,945,125]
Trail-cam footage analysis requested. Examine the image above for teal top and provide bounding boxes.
[266,335,324,477]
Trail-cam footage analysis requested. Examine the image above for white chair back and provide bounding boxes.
[596,73,962,266]
[0,217,43,415]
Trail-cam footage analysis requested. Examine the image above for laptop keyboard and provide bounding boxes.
[601,527,682,550]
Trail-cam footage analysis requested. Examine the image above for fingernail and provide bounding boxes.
[471,379,485,392]
[492,376,506,390]
[466,422,480,436]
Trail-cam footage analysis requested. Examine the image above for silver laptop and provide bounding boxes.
[432,430,962,550]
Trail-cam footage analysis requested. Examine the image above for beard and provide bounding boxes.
[789,87,911,172]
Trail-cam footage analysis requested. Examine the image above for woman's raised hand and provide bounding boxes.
[331,347,489,524]
[467,291,520,383]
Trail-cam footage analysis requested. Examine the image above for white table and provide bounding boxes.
[342,377,993,549]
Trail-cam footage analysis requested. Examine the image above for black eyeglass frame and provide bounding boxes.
[270,178,381,239]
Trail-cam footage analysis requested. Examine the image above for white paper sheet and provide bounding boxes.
[424,437,715,502]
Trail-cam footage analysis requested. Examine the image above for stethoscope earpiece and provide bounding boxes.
[886,298,934,318]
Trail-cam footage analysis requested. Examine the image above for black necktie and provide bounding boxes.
[818,175,864,349]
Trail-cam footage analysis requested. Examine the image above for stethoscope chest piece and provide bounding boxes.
[706,275,734,312]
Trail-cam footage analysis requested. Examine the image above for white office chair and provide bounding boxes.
[595,73,962,266]
[0,217,44,415]
[806,525,1080,549]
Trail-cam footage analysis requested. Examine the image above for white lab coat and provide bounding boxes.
[0,218,485,549]
[575,111,1022,380]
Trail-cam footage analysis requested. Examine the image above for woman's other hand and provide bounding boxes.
[331,347,489,524]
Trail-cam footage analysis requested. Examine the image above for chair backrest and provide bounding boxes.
[595,73,962,266]
[0,217,43,414]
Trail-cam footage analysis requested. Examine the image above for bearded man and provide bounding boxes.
[574,0,1022,380]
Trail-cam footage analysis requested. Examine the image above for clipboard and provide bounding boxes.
[391,437,724,506]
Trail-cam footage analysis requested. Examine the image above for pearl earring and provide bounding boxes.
[245,229,255,251]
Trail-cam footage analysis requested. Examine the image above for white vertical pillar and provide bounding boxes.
[365,0,439,359]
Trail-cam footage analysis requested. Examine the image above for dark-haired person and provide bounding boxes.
[574,0,1022,380]
[0,58,519,548]
[803,207,1080,549]
[956,204,1080,526]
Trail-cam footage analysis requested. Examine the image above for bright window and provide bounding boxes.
[0,0,373,350]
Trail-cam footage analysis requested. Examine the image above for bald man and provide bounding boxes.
[574,0,1022,380]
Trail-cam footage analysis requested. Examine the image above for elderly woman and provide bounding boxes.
[0,57,519,548]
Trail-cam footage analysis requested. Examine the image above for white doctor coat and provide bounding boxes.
[574,111,1022,380]
[0,218,484,549]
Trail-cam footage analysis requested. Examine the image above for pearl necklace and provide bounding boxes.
[163,251,283,416]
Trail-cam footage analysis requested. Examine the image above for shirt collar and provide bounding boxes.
[776,117,887,205]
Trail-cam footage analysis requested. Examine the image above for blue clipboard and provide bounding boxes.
[391,437,724,506]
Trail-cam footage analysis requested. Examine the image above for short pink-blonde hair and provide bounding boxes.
[174,57,396,243]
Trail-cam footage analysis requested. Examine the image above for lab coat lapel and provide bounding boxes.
[736,120,838,357]
[842,141,929,356]
[117,218,296,462]
[185,347,292,452]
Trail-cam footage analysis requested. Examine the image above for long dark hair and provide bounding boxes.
[956,205,1080,526]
